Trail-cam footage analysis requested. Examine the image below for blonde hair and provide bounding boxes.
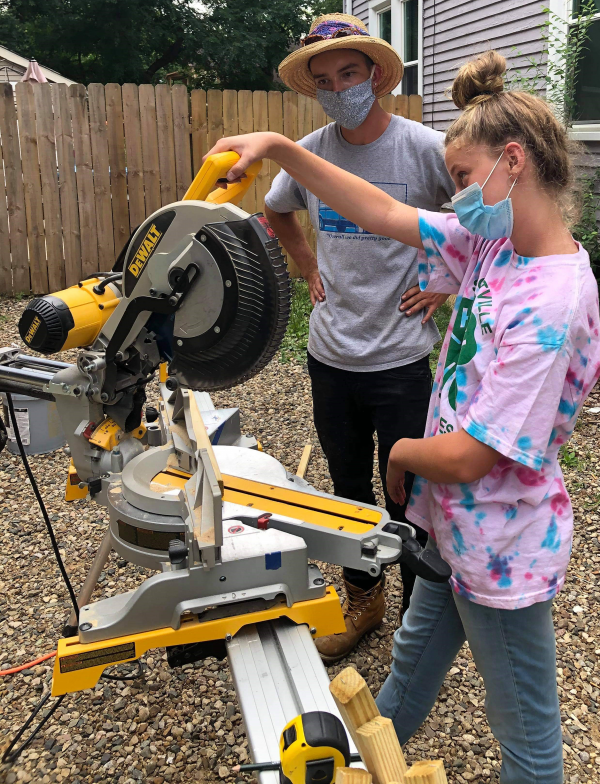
[446,51,578,220]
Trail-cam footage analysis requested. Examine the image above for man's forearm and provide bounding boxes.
[264,206,318,280]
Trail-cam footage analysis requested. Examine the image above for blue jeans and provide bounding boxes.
[376,559,563,783]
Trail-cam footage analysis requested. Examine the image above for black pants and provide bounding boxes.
[307,351,431,613]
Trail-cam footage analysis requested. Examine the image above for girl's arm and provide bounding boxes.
[387,431,500,504]
[206,133,423,249]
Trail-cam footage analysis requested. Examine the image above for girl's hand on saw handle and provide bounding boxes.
[205,132,423,249]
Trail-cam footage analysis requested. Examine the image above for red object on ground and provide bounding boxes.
[0,650,57,676]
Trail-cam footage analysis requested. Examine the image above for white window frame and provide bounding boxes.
[548,0,600,139]
[368,0,423,96]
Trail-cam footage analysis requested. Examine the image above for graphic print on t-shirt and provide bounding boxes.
[441,294,477,411]
[318,181,408,237]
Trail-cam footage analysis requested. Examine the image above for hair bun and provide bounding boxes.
[451,50,506,110]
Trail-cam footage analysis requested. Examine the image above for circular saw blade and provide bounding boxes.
[171,213,291,391]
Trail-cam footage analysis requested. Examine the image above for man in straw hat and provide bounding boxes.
[265,13,454,662]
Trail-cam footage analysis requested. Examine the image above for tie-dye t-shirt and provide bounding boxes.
[407,210,600,610]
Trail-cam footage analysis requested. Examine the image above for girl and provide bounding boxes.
[208,51,600,783]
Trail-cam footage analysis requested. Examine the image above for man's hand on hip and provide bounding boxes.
[307,269,326,305]
[400,286,448,324]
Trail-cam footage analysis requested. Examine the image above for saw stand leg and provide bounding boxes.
[63,530,113,636]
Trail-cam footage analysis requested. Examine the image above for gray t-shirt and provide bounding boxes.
[265,114,455,371]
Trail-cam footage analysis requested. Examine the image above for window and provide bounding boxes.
[571,0,600,122]
[401,0,419,95]
[369,0,422,96]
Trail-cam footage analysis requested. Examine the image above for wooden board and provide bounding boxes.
[237,90,256,214]
[267,91,283,178]
[207,89,224,151]
[253,91,269,212]
[0,99,11,293]
[356,717,407,784]
[69,84,98,279]
[171,83,192,200]
[139,84,161,218]
[32,84,64,291]
[88,83,115,272]
[395,94,409,118]
[16,81,48,293]
[155,83,177,207]
[105,83,130,257]
[0,84,28,293]
[405,761,447,783]
[380,93,395,113]
[408,94,423,122]
[312,98,327,131]
[190,89,207,179]
[187,392,224,495]
[122,83,146,229]
[52,83,81,286]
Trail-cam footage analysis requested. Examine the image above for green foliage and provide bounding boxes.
[560,445,581,469]
[572,173,600,284]
[280,279,312,363]
[429,299,453,374]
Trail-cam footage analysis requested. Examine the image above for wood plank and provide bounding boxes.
[283,91,298,141]
[267,91,283,178]
[335,770,372,784]
[187,391,224,495]
[356,717,407,784]
[171,83,192,200]
[0,83,28,293]
[207,89,224,151]
[296,443,312,479]
[330,667,380,750]
[380,93,395,113]
[190,88,207,178]
[408,94,423,122]
[237,90,255,213]
[0,103,12,293]
[122,83,146,228]
[312,98,327,131]
[68,84,98,279]
[139,84,161,217]
[155,83,177,207]
[296,93,314,256]
[223,89,238,138]
[394,94,409,118]
[405,761,447,784]
[33,83,64,291]
[53,83,81,286]
[16,81,48,293]
[252,91,269,212]
[88,83,115,272]
[105,83,130,256]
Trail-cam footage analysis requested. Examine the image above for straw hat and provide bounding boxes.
[279,13,403,99]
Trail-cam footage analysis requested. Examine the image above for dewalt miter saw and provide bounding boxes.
[0,153,450,779]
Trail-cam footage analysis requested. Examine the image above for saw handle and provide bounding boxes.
[183,151,262,206]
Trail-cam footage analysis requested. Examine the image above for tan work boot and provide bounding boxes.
[315,579,385,664]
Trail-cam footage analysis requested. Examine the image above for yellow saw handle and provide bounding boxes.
[183,151,262,206]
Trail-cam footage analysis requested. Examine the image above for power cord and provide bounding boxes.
[1,394,143,765]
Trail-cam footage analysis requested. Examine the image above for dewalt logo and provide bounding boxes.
[25,315,41,344]
[128,224,163,278]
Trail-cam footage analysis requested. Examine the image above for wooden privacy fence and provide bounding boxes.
[0,83,423,295]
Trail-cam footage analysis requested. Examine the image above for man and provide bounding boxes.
[265,13,455,663]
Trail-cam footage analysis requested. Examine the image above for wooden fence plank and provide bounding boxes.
[53,83,81,286]
[33,83,64,291]
[105,83,130,256]
[190,89,207,178]
[69,84,98,279]
[139,84,161,217]
[380,93,395,113]
[283,91,298,142]
[296,93,314,255]
[122,83,146,228]
[88,83,115,272]
[408,94,423,122]
[172,84,192,200]
[16,81,48,293]
[237,90,255,214]
[0,83,28,293]
[0,107,12,293]
[155,83,177,207]
[395,94,409,118]
[207,90,224,152]
[267,91,283,178]
[253,91,269,212]
[312,98,327,131]
[223,89,238,138]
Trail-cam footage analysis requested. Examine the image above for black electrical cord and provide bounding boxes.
[92,272,123,295]
[1,691,65,764]
[5,393,80,622]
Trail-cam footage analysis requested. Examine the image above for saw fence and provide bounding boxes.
[0,83,423,296]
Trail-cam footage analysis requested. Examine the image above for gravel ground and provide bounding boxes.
[1,295,600,784]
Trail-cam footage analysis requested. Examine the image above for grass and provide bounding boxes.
[279,280,455,373]
[560,446,581,470]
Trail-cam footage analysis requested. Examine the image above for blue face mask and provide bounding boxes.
[451,152,518,240]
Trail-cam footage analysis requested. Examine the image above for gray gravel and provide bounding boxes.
[1,295,600,784]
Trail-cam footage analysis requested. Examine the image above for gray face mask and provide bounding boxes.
[316,69,376,130]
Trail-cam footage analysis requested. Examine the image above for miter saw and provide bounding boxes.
[0,153,450,777]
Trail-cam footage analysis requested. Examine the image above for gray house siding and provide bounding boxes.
[422,0,547,130]
[349,0,370,25]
